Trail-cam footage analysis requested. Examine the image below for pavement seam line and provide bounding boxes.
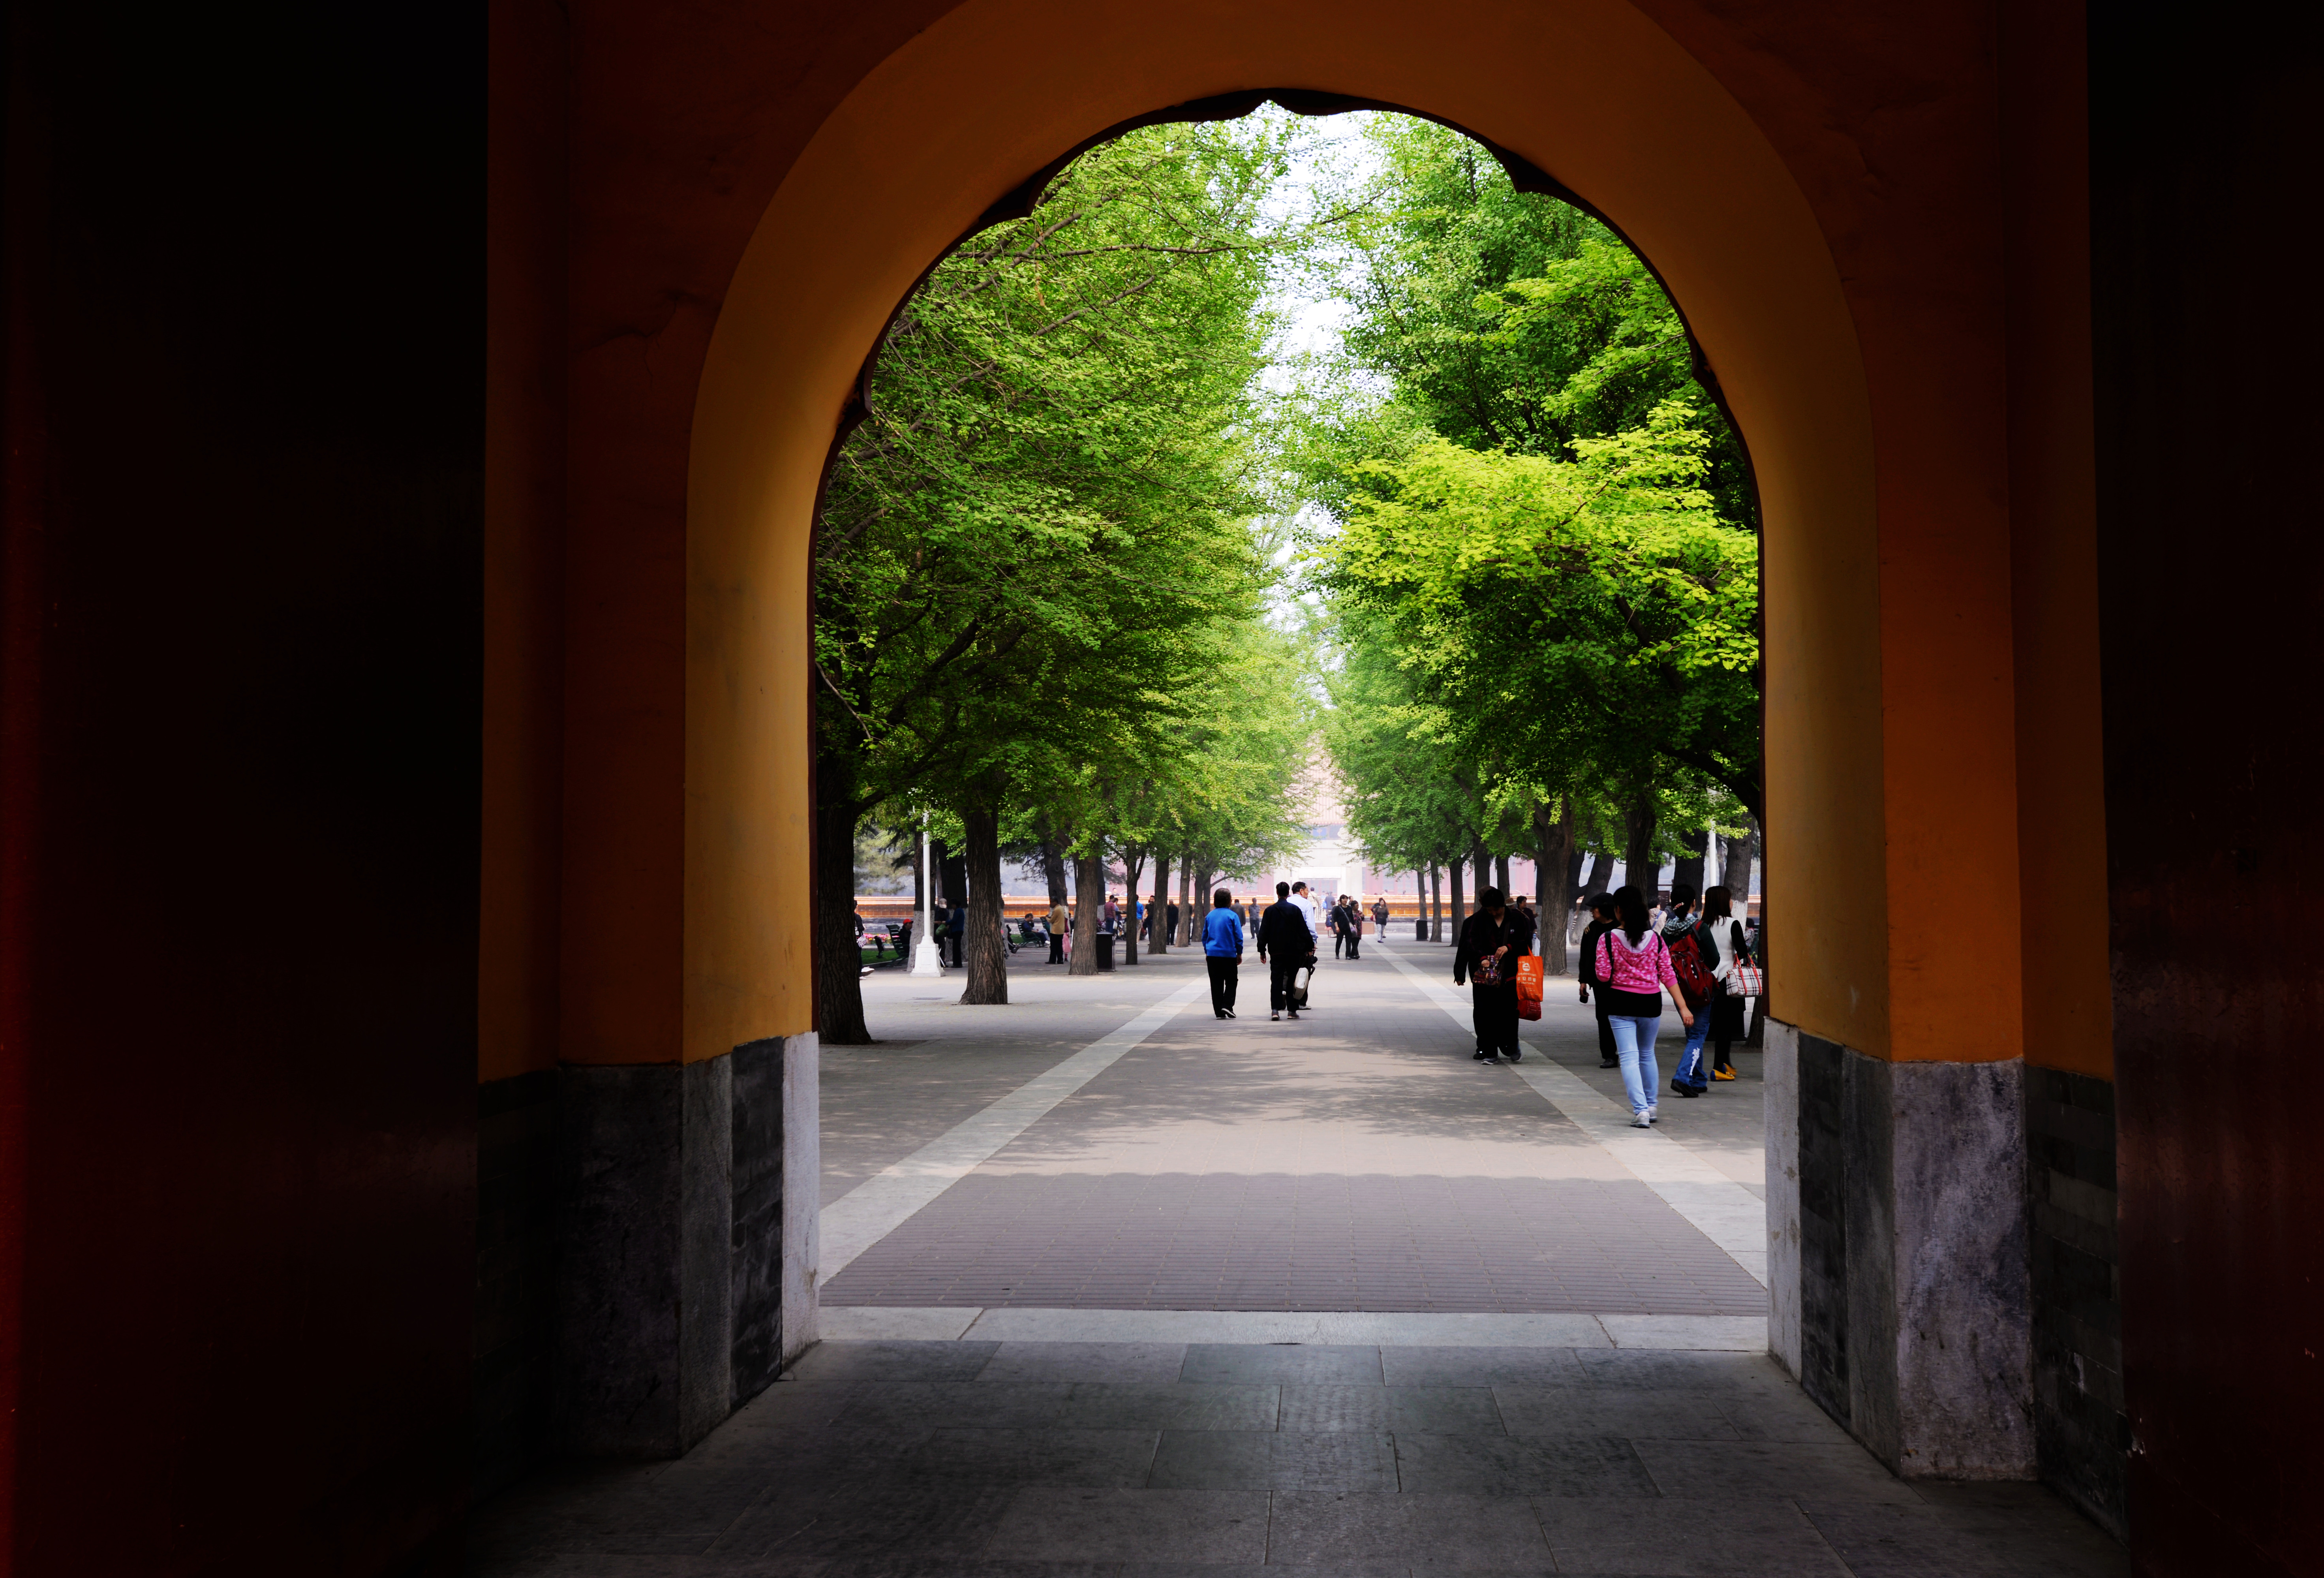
[1373,942,1772,1291]
[816,977,1211,1282]
[818,1304,1769,1349]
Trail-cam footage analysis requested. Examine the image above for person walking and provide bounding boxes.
[1661,884,1716,1097]
[1344,895,1363,960]
[1591,885,1693,1125]
[1201,887,1244,1019]
[1371,896,1390,938]
[1257,881,1314,1020]
[1454,885,1536,1063]
[1046,896,1068,964]
[1576,892,1620,1068]
[1329,898,1350,959]
[944,900,966,968]
[1698,884,1753,1080]
[1288,881,1322,1010]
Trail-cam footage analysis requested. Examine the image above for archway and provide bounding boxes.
[638,0,2051,1498]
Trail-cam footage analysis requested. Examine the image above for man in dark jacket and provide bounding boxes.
[1576,892,1619,1068]
[1256,881,1314,1021]
[1455,886,1535,1063]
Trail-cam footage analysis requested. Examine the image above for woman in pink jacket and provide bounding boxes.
[1590,885,1696,1126]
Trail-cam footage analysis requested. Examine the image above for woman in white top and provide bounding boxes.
[1697,885,1753,1081]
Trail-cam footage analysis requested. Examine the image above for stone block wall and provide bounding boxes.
[2027,1066,2126,1537]
[473,1034,818,1485]
[1767,1022,2034,1479]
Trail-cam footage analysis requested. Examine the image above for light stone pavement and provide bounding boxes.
[470,938,2125,1576]
[817,940,1766,1317]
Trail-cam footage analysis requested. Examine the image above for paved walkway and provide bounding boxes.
[820,943,1763,1317]
[471,940,2125,1575]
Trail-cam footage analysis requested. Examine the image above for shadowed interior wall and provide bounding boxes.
[0,1,482,1571]
[2090,6,2324,1571]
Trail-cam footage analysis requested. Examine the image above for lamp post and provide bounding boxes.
[911,811,944,977]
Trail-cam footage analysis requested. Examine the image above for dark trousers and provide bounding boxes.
[1205,955,1239,1015]
[1333,931,1347,958]
[1472,982,1520,1057]
[1346,932,1360,959]
[1268,956,1306,1013]
[1710,987,1746,1070]
[1592,992,1616,1061]
[1047,934,1064,964]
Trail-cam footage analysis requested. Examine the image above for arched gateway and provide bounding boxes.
[32,0,2308,1570]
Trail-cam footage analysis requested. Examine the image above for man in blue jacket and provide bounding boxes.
[1201,887,1244,1019]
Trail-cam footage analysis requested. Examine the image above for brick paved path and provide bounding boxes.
[821,944,1768,1315]
[470,1338,2124,1575]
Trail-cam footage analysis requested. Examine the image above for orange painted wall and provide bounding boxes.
[483,0,2117,1073]
[2001,0,2112,1079]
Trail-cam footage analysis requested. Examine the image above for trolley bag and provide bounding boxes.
[1514,954,1545,1021]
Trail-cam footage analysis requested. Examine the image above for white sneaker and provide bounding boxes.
[1630,1110,1652,1128]
[1648,1105,1660,1123]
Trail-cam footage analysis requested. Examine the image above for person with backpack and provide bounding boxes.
[1660,884,1718,1097]
[1592,885,1694,1125]
[1201,887,1244,1019]
[1697,884,1753,1080]
[1455,885,1536,1064]
[1576,892,1620,1069]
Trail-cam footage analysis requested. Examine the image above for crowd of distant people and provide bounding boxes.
[860,871,1759,1129]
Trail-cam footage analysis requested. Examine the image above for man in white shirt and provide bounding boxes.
[1289,881,1320,943]
[1289,883,1322,1010]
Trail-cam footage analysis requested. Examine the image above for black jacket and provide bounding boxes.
[1454,907,1535,987]
[1256,900,1313,962]
[1578,919,1614,986]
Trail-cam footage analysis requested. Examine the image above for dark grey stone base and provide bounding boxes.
[1768,1023,2033,1479]
[474,1069,560,1499]
[543,1032,817,1460]
[2027,1066,2127,1538]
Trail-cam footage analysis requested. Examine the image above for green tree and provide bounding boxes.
[813,118,1308,1032]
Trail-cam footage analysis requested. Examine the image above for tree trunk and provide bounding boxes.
[1581,851,1611,898]
[1622,789,1658,900]
[1673,827,1708,901]
[940,842,967,910]
[1150,851,1171,954]
[1179,860,1194,945]
[1069,846,1104,975]
[1428,863,1442,941]
[1121,848,1145,964]
[1533,799,1574,975]
[1448,856,1466,943]
[960,807,1009,1004]
[1719,823,1759,901]
[815,755,873,1044]
[1040,838,1068,905]
[1414,870,1427,941]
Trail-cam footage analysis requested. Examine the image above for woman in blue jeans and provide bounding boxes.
[1588,886,1696,1126]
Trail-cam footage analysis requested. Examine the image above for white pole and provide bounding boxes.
[912,811,944,976]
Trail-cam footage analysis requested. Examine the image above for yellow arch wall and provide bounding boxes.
[682,0,1969,1066]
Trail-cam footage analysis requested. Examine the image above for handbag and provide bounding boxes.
[1514,954,1544,1020]
[1728,922,1764,997]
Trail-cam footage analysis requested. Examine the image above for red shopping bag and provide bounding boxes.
[1514,954,1544,1020]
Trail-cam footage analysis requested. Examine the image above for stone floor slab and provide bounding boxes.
[1146,1428,1399,1491]
[1536,1495,1851,1575]
[983,1488,1270,1564]
[1264,1490,1555,1569]
[1391,1431,1660,1497]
